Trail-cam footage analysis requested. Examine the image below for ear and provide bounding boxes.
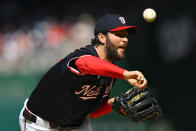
[97,33,106,45]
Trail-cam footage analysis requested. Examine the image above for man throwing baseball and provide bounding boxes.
[19,14,148,131]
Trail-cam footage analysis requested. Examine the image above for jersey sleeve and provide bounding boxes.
[66,45,98,75]
[89,100,113,119]
[75,55,126,79]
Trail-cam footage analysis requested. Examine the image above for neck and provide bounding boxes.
[94,45,112,62]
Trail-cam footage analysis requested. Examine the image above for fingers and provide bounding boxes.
[136,71,143,81]
[137,77,147,90]
[126,70,147,90]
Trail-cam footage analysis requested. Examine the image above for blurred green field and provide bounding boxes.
[0,73,40,131]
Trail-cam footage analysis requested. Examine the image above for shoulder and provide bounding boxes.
[66,45,98,59]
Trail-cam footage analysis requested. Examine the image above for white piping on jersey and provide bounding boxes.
[67,57,81,75]
[67,55,93,75]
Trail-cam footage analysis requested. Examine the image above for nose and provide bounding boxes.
[122,37,128,44]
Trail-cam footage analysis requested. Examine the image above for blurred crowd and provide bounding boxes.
[0,14,95,73]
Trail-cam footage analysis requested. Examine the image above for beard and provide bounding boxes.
[105,36,125,61]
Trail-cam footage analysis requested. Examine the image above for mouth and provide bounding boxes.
[118,44,127,50]
[117,46,126,54]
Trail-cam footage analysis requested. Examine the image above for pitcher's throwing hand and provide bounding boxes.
[123,70,147,90]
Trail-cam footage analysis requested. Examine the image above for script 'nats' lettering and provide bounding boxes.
[103,79,113,98]
[75,85,102,100]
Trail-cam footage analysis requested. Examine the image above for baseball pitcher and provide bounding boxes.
[19,14,162,131]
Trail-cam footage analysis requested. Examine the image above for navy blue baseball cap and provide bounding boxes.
[94,14,138,36]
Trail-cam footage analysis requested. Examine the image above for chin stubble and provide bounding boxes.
[105,36,124,61]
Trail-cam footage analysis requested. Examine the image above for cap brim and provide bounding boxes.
[109,26,138,34]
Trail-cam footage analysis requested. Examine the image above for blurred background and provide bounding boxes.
[0,0,196,131]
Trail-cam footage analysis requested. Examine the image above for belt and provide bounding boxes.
[23,108,59,129]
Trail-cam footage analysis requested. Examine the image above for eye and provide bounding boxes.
[115,33,128,38]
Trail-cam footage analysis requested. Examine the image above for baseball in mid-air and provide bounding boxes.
[143,8,156,22]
